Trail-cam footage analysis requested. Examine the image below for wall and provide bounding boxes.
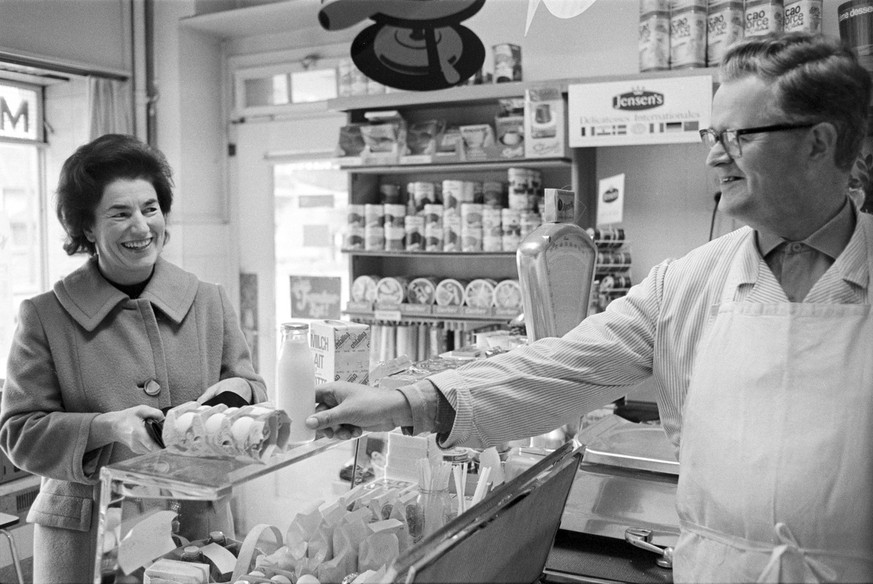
[0,0,131,73]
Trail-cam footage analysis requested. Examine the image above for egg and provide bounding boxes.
[296,575,320,584]
[204,413,227,435]
[174,412,196,434]
[270,575,293,584]
[231,416,254,443]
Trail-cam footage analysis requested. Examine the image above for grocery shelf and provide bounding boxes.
[342,249,516,258]
[339,158,571,174]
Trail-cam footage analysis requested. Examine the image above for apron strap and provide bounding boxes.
[756,523,838,584]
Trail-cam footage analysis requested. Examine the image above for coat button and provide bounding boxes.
[141,379,161,396]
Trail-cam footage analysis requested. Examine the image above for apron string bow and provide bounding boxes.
[756,523,838,584]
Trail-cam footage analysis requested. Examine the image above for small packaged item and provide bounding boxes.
[744,0,784,37]
[524,87,566,158]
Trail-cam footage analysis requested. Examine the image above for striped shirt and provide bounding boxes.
[399,211,871,453]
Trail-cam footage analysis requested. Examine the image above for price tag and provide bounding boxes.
[374,309,402,321]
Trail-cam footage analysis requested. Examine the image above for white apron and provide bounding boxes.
[673,218,873,583]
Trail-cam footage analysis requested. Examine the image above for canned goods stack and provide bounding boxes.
[640,0,822,71]
[586,227,634,314]
[343,174,543,253]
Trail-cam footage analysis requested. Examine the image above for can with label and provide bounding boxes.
[493,44,522,83]
[671,3,707,69]
[839,0,873,73]
[383,203,406,228]
[344,226,365,250]
[364,204,384,228]
[442,180,465,213]
[347,204,365,228]
[482,207,502,237]
[744,0,784,37]
[404,215,425,251]
[424,203,443,227]
[407,277,439,305]
[783,0,822,33]
[482,181,505,207]
[425,224,444,252]
[707,1,745,67]
[640,10,671,72]
[461,203,484,228]
[384,225,405,250]
[410,182,437,215]
[364,225,385,251]
[461,224,483,252]
[443,214,462,252]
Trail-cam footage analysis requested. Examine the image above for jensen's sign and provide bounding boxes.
[569,75,712,147]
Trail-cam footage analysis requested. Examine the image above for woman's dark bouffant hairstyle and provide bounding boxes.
[56,134,174,256]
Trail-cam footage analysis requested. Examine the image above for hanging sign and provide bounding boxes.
[318,0,486,91]
[0,81,41,143]
[568,75,712,147]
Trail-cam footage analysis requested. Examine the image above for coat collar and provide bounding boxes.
[54,256,199,331]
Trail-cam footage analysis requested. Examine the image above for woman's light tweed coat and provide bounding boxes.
[0,256,266,582]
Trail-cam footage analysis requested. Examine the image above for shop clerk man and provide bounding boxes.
[306,32,873,582]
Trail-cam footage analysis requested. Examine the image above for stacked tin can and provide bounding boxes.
[706,0,745,67]
[345,204,365,249]
[364,203,385,251]
[640,0,670,72]
[382,184,406,251]
[670,0,707,69]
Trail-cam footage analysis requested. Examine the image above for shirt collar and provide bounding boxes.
[756,197,856,260]
[53,256,199,331]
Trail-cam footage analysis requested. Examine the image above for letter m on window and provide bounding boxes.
[0,98,29,133]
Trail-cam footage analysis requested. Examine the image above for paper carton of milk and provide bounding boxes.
[309,320,370,386]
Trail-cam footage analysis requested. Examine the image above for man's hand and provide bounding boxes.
[305,382,413,440]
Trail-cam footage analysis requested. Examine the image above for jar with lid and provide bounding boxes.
[276,322,316,444]
[416,485,452,540]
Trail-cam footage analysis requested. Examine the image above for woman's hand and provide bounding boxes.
[88,405,164,453]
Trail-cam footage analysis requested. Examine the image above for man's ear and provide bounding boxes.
[84,228,95,243]
[807,121,838,163]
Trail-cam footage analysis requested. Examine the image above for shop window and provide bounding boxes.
[233,61,338,121]
[273,158,348,326]
[0,144,43,371]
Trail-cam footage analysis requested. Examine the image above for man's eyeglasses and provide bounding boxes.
[699,123,815,158]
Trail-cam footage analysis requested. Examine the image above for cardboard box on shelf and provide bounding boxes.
[309,320,370,385]
[524,86,567,158]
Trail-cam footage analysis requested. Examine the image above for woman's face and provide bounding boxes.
[85,178,165,285]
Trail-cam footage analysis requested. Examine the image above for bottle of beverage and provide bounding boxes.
[276,321,316,444]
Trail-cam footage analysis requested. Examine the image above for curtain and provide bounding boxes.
[88,76,132,139]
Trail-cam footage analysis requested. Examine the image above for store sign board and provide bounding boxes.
[568,75,712,147]
[0,81,41,142]
[290,275,342,319]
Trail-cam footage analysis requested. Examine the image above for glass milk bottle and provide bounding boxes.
[276,322,316,444]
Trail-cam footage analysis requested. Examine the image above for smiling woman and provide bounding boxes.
[0,134,267,584]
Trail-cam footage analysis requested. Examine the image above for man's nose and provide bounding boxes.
[705,141,731,167]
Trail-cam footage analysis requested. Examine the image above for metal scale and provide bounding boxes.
[515,190,680,579]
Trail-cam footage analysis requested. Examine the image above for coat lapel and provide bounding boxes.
[54,257,199,331]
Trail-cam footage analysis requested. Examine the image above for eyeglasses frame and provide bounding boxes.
[699,123,817,158]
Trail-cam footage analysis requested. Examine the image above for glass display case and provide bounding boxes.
[94,435,376,584]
